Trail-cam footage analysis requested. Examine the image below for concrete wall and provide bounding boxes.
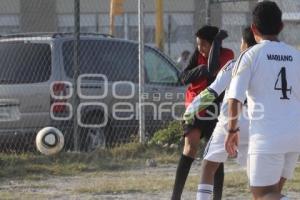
[20,0,56,32]
[1,0,299,54]
[56,0,195,13]
[0,0,20,13]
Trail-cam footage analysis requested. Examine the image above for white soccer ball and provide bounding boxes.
[35,127,64,155]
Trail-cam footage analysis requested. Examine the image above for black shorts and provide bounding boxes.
[182,117,218,141]
[182,101,221,141]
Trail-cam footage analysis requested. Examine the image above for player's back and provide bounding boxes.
[247,40,300,153]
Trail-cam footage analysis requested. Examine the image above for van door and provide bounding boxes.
[144,47,186,134]
[61,39,139,143]
[0,41,52,129]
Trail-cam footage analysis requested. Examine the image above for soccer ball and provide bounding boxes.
[35,127,64,155]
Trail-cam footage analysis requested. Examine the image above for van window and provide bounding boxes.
[63,40,138,82]
[0,41,51,84]
[144,47,179,84]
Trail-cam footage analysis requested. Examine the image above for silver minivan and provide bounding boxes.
[0,33,186,151]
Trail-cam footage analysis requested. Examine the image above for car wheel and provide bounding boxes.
[81,127,106,152]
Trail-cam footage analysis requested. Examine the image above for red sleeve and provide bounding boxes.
[219,48,234,69]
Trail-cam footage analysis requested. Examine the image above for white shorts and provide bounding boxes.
[203,121,249,167]
[247,152,299,187]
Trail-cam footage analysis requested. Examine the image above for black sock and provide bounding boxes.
[171,154,194,200]
[213,162,224,200]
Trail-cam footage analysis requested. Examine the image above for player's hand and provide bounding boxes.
[214,30,228,41]
[225,131,239,157]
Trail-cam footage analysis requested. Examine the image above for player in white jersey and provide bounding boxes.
[183,26,256,200]
[226,1,300,200]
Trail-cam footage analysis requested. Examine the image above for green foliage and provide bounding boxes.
[150,121,183,145]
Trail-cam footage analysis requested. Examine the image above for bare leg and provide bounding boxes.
[277,177,286,193]
[199,160,220,185]
[251,184,281,200]
[197,160,224,200]
[183,129,201,158]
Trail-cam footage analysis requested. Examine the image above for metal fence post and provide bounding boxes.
[167,14,171,57]
[73,0,80,151]
[206,0,211,25]
[138,0,145,143]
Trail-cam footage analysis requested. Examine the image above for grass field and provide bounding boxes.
[0,143,299,199]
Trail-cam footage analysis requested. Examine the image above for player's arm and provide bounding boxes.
[226,98,242,156]
[180,49,209,84]
[208,30,228,76]
[183,60,235,124]
[226,51,253,156]
[180,64,209,85]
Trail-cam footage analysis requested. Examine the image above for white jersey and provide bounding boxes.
[209,60,248,130]
[203,60,249,165]
[228,40,300,154]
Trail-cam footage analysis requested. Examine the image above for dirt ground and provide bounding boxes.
[0,162,299,200]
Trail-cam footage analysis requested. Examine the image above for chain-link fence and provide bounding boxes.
[0,0,300,154]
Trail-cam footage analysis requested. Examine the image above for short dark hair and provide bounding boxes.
[195,25,219,44]
[242,26,257,47]
[252,1,282,35]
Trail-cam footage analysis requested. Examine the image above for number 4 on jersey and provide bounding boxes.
[274,67,292,100]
